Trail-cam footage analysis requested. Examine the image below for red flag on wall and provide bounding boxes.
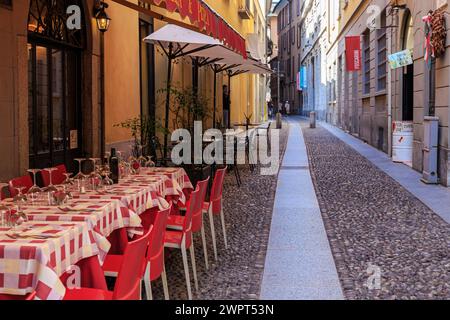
[345,36,362,71]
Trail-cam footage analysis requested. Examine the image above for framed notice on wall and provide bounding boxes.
[70,130,78,150]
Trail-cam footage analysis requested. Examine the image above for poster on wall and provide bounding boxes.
[345,36,362,71]
[388,49,413,69]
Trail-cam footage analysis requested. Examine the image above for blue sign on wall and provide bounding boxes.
[300,66,307,90]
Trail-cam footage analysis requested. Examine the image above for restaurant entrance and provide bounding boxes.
[27,0,85,171]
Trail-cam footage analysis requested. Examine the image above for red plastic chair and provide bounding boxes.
[164,185,202,300]
[203,167,227,261]
[103,205,171,301]
[8,175,33,197]
[64,226,152,300]
[167,177,210,270]
[40,164,67,186]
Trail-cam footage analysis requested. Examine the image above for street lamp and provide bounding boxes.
[94,1,111,33]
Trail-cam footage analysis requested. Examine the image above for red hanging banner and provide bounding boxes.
[345,36,362,71]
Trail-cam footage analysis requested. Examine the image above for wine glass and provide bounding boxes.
[101,166,114,192]
[74,158,85,180]
[27,169,42,205]
[144,156,156,168]
[13,186,27,209]
[89,158,103,191]
[43,168,58,192]
[62,173,74,200]
[12,191,28,227]
[0,204,11,228]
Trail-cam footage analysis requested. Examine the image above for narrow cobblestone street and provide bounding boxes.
[302,121,450,300]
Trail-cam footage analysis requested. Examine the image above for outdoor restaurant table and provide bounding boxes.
[0,220,110,300]
[0,167,194,300]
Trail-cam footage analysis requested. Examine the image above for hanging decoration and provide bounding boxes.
[430,8,447,59]
[150,0,247,58]
[423,8,447,67]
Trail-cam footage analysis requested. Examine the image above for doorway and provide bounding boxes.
[27,0,85,171]
[402,11,414,121]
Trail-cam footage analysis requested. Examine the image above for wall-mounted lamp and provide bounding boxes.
[94,1,111,32]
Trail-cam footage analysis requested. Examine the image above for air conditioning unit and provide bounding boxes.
[239,0,252,19]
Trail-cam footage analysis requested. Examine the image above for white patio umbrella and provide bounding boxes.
[144,24,272,148]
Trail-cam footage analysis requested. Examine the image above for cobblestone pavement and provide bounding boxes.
[148,123,289,300]
[302,123,450,300]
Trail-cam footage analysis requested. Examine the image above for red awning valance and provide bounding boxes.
[150,0,247,58]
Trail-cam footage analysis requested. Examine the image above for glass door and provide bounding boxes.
[28,42,82,171]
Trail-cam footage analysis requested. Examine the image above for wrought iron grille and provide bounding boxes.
[28,0,85,48]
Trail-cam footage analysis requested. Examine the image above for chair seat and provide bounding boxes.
[102,254,123,277]
[64,288,113,300]
[164,230,192,249]
[164,230,183,248]
[166,215,184,230]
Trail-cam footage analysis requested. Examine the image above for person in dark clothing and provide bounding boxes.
[223,85,231,128]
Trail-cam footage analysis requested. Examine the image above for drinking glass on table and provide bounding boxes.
[144,156,156,168]
[88,158,103,191]
[74,158,85,180]
[74,159,88,193]
[12,189,28,226]
[0,204,11,227]
[101,166,114,192]
[27,169,42,205]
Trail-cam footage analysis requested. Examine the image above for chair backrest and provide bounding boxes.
[191,177,210,233]
[9,175,33,197]
[112,225,152,300]
[209,167,227,215]
[41,164,67,187]
[147,204,171,260]
[210,167,227,203]
[182,186,200,233]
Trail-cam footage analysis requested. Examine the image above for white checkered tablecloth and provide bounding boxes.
[21,199,141,239]
[138,167,194,204]
[0,221,110,300]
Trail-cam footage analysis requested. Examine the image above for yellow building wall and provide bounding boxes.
[104,0,141,145]
[104,0,267,147]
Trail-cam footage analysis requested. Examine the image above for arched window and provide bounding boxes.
[28,0,85,49]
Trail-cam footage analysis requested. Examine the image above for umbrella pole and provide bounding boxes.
[213,67,217,129]
[164,43,173,161]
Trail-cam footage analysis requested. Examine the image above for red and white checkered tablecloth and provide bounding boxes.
[139,167,194,204]
[20,199,141,239]
[0,221,110,300]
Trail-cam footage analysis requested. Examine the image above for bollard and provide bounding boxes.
[276,112,282,129]
[310,111,317,129]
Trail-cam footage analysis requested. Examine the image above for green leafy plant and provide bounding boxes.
[114,115,167,156]
[158,85,211,132]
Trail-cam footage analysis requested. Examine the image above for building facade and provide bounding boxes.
[274,0,303,114]
[300,0,327,120]
[326,0,450,187]
[0,0,268,181]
